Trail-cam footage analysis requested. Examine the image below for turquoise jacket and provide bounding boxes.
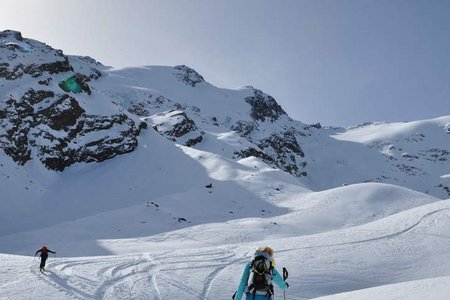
[235,261,288,300]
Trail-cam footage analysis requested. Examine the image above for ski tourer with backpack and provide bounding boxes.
[233,246,289,300]
[35,245,55,272]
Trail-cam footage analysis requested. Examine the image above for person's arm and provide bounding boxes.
[35,249,41,256]
[48,250,56,254]
[272,267,288,289]
[235,262,250,300]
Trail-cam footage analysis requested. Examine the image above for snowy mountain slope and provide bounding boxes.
[2,196,450,299]
[0,172,438,257]
[331,117,450,196]
[1,30,450,299]
[0,127,299,237]
[301,116,450,198]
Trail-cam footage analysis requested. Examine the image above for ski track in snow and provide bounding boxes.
[11,207,448,299]
[33,251,171,298]
[30,266,89,300]
[23,249,238,299]
[284,207,450,252]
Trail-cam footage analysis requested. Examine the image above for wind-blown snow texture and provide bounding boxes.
[1,30,450,299]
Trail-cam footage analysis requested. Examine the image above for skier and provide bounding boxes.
[233,246,288,300]
[35,245,55,271]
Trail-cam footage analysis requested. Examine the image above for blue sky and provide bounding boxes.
[1,0,449,126]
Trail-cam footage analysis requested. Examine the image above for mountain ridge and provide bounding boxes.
[1,29,449,232]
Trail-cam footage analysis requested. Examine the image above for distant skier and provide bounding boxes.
[233,246,288,300]
[35,245,55,271]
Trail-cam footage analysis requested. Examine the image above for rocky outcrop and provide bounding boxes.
[40,113,141,171]
[0,30,145,171]
[245,89,287,122]
[0,59,73,80]
[0,33,73,80]
[230,89,307,176]
[230,120,259,137]
[0,30,24,41]
[234,130,307,176]
[0,87,143,171]
[173,65,205,87]
[258,130,306,175]
[151,110,203,147]
[0,30,100,87]
[234,148,275,164]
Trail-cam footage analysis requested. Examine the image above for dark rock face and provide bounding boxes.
[0,56,73,80]
[245,89,287,122]
[185,135,203,147]
[231,120,259,137]
[230,90,307,176]
[0,30,100,87]
[234,148,276,164]
[41,114,141,171]
[165,115,196,138]
[0,30,24,41]
[26,59,73,78]
[38,77,52,86]
[39,95,85,130]
[128,103,150,117]
[259,130,304,158]
[0,30,142,171]
[173,65,205,87]
[234,130,306,176]
[152,110,203,147]
[0,87,143,171]
[436,184,450,196]
[127,95,172,117]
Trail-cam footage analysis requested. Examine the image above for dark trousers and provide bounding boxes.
[40,255,48,269]
[245,294,272,300]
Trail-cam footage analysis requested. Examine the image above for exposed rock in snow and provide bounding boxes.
[244,88,287,122]
[0,30,143,171]
[173,65,205,87]
[150,110,203,146]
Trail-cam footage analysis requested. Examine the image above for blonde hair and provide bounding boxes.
[257,245,274,257]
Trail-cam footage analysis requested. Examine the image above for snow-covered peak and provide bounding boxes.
[0,30,24,41]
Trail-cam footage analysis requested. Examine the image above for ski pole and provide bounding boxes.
[282,267,289,300]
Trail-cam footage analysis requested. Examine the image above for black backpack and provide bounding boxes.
[247,253,274,296]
